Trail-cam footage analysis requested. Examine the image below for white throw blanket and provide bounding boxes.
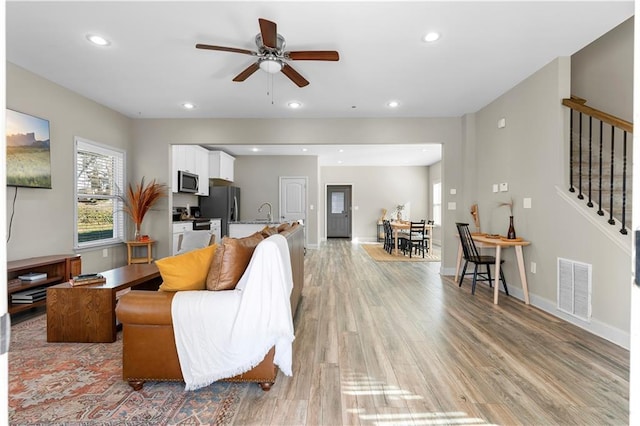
[171,234,295,391]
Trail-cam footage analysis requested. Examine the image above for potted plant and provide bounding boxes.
[120,177,167,240]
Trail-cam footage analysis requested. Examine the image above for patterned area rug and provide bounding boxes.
[9,315,248,425]
[361,243,440,262]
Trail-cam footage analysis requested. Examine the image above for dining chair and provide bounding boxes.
[400,221,426,258]
[382,220,394,254]
[455,222,509,295]
[177,231,216,254]
[420,219,434,254]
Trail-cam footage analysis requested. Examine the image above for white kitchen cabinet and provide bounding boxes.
[172,145,209,194]
[172,222,192,255]
[194,146,209,196]
[209,151,235,181]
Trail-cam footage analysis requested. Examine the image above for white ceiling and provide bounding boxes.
[5,1,633,166]
[204,143,443,166]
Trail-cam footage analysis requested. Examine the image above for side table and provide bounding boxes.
[126,239,155,265]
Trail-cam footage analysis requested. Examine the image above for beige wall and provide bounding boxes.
[320,165,431,242]
[233,155,319,245]
[131,117,463,264]
[468,57,630,346]
[572,17,634,122]
[6,63,131,271]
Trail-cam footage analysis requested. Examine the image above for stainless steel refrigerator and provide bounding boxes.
[198,186,240,237]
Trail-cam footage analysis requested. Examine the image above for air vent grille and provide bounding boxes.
[557,258,592,321]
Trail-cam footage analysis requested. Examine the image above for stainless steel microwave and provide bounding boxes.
[177,170,199,193]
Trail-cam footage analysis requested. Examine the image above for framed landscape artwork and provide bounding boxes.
[6,109,52,189]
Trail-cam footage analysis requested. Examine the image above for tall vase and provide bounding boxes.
[507,216,516,239]
[134,223,142,241]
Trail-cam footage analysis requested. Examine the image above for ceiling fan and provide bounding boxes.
[196,18,339,87]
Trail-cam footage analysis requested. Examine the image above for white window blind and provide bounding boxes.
[74,137,126,248]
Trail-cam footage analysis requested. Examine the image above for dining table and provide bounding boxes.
[454,234,531,305]
[390,221,434,255]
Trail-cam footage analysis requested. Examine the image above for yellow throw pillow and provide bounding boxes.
[157,244,218,291]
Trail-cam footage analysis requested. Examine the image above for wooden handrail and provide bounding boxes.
[563,96,633,133]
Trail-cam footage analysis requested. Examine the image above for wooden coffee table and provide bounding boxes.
[46,263,162,343]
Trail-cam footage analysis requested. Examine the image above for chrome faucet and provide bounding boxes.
[258,202,273,222]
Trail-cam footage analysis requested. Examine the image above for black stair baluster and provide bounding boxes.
[608,126,616,225]
[620,131,628,235]
[569,109,575,193]
[597,121,605,216]
[587,116,594,207]
[578,112,584,199]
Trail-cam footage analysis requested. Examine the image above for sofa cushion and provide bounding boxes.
[206,232,264,291]
[277,222,291,233]
[157,244,218,292]
[260,226,278,238]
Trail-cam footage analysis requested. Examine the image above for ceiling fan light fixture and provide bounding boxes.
[259,58,283,74]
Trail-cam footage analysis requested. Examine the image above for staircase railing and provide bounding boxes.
[562,96,633,235]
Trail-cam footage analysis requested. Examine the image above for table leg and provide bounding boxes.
[454,242,462,282]
[394,230,399,255]
[515,245,530,305]
[493,246,502,305]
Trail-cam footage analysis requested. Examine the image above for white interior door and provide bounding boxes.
[279,177,307,224]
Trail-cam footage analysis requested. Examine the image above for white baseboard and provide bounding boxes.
[440,270,629,349]
[507,287,629,349]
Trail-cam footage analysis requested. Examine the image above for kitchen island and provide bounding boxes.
[228,221,282,238]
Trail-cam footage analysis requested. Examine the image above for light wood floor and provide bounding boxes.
[234,239,629,425]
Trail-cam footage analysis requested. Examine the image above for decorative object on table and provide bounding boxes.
[380,208,387,222]
[70,273,106,286]
[395,204,405,221]
[498,198,516,239]
[470,203,481,233]
[120,177,167,241]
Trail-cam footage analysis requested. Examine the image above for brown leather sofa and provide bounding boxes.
[115,224,304,391]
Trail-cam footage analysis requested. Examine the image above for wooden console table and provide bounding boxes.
[46,263,161,343]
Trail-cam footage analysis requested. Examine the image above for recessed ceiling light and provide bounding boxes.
[302,148,308,152]
[423,32,440,43]
[86,34,110,46]
[182,103,196,110]
[387,101,400,108]
[251,147,259,152]
[288,101,302,109]
[339,149,344,153]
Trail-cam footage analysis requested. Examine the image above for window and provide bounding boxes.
[74,137,126,248]
[432,181,442,226]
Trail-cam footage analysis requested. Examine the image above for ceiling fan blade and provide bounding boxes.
[196,44,256,56]
[287,51,340,61]
[259,18,278,48]
[281,64,309,87]
[233,63,260,82]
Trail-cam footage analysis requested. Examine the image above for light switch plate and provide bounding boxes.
[523,198,532,209]
[450,188,457,195]
[448,202,457,210]
[493,184,499,193]
[499,182,508,192]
